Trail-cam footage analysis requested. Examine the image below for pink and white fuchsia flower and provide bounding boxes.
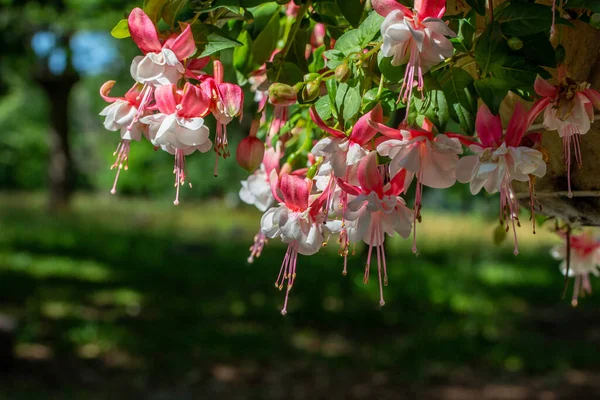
[261,172,342,314]
[336,152,413,306]
[373,0,455,108]
[371,117,462,252]
[453,104,547,255]
[128,7,196,87]
[240,143,282,213]
[141,82,212,205]
[310,104,383,178]
[551,231,600,306]
[99,81,146,194]
[530,69,600,197]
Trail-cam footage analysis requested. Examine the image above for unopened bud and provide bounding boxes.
[304,72,320,82]
[236,136,265,173]
[507,37,523,51]
[302,81,320,102]
[268,83,297,106]
[335,63,351,83]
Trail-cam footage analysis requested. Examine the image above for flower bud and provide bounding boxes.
[236,136,265,173]
[335,62,351,83]
[302,81,320,102]
[507,37,523,51]
[268,83,297,106]
[304,72,320,82]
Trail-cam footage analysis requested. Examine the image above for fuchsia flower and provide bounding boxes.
[240,142,282,213]
[261,172,342,314]
[241,143,283,264]
[370,117,462,252]
[530,68,600,197]
[373,0,455,109]
[141,83,213,205]
[551,231,600,306]
[310,104,384,177]
[209,60,245,176]
[128,7,195,87]
[335,152,413,306]
[99,81,146,194]
[453,104,547,255]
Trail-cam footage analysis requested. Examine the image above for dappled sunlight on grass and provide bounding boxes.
[0,193,598,399]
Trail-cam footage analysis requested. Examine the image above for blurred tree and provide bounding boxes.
[0,0,136,209]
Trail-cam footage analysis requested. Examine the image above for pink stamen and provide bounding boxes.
[276,242,299,315]
[563,128,582,198]
[173,148,190,206]
[550,0,557,35]
[248,231,268,263]
[214,123,229,177]
[399,45,424,117]
[127,85,154,132]
[375,223,385,306]
[110,139,131,195]
[500,173,520,255]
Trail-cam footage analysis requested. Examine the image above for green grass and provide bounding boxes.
[0,193,598,399]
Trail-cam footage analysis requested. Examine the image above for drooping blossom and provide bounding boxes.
[141,83,212,205]
[551,231,600,306]
[240,142,282,213]
[128,8,195,87]
[371,117,462,252]
[336,152,413,305]
[261,172,342,314]
[311,104,383,178]
[530,68,600,197]
[453,104,547,255]
[241,142,283,264]
[209,60,245,176]
[120,8,198,156]
[99,81,146,194]
[373,0,455,109]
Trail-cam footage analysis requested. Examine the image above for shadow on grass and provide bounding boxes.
[0,194,599,399]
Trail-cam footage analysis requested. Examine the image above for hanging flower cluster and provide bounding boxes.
[100,7,243,204]
[101,0,600,312]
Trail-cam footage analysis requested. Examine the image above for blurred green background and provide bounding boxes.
[1,1,600,399]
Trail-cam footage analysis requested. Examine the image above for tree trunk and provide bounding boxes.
[36,72,79,211]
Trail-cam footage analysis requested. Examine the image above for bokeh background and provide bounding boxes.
[1,1,600,399]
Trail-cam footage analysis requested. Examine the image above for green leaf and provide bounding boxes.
[492,57,539,88]
[475,22,508,75]
[496,2,553,36]
[326,79,339,119]
[315,95,333,121]
[438,68,477,135]
[309,45,326,73]
[465,0,486,15]
[192,24,243,57]
[334,29,362,56]
[453,9,476,52]
[162,0,188,27]
[474,77,511,115]
[336,82,361,125]
[324,49,345,69]
[276,62,304,86]
[358,11,384,44]
[111,19,130,39]
[192,0,242,15]
[336,0,363,28]
[287,26,309,74]
[377,52,405,83]
[409,75,449,132]
[518,33,556,68]
[233,30,253,73]
[143,0,169,23]
[247,3,279,38]
[252,10,281,67]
